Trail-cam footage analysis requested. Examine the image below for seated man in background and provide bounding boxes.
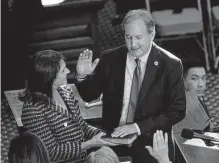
[182,59,214,131]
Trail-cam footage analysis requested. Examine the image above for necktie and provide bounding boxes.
[126,58,142,123]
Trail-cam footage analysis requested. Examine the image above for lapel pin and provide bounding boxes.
[154,61,159,66]
[64,122,68,127]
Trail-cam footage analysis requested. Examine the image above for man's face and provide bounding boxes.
[124,19,154,58]
[184,67,206,97]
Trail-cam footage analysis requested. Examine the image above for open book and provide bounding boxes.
[102,133,137,145]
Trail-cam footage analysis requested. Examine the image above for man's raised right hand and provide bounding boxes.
[76,49,100,78]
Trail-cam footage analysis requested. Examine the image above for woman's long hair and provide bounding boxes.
[8,132,50,163]
[24,50,65,104]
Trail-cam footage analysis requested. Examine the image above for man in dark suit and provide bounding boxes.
[183,60,214,130]
[75,9,186,163]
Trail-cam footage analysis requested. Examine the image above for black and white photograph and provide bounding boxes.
[1,0,219,163]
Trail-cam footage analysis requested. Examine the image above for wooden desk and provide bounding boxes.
[174,134,219,163]
[172,91,219,162]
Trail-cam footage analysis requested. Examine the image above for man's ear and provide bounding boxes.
[151,30,155,40]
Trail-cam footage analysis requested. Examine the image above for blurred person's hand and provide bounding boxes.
[111,124,138,137]
[76,49,99,78]
[145,130,171,163]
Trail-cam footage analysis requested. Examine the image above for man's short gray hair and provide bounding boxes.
[122,9,155,34]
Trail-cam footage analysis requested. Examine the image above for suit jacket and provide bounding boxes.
[198,97,213,131]
[22,84,100,163]
[76,43,186,136]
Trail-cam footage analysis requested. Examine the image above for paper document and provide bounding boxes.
[184,136,219,150]
[4,89,25,127]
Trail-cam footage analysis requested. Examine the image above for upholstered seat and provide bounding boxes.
[152,8,202,36]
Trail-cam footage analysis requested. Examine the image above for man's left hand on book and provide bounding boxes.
[111,124,138,137]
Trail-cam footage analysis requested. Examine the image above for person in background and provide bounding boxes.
[182,59,215,130]
[86,146,120,163]
[183,60,209,116]
[21,50,116,163]
[8,132,50,163]
[75,9,186,163]
[145,130,171,163]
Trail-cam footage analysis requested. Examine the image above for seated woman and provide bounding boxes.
[21,50,116,163]
[8,132,50,163]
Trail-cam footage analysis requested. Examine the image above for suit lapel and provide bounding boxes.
[114,46,128,100]
[138,44,161,107]
[50,99,72,118]
[51,84,79,118]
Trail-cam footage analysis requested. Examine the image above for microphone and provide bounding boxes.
[181,128,219,142]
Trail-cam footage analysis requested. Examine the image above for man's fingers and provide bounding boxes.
[114,126,125,132]
[111,129,125,137]
[85,49,90,59]
[81,49,90,60]
[153,132,157,150]
[79,53,83,60]
[88,50,93,59]
[111,127,127,137]
[120,132,129,138]
[164,133,168,146]
[158,130,164,146]
[92,58,100,70]
[81,50,86,59]
[157,130,161,145]
[145,146,153,155]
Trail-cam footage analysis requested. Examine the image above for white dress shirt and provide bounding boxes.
[119,51,150,135]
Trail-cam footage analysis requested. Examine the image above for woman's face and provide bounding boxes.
[53,59,70,87]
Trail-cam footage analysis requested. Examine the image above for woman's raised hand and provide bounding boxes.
[76,49,100,78]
